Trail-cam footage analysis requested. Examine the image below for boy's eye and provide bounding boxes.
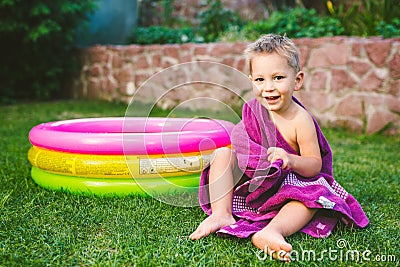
[254,77,264,82]
[274,76,284,80]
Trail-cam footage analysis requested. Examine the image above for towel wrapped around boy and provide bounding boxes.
[199,97,369,239]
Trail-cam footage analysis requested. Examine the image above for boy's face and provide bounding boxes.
[249,52,303,114]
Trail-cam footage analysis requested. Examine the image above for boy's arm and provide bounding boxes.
[268,112,322,177]
[290,112,322,177]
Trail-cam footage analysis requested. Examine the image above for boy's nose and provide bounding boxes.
[262,81,274,92]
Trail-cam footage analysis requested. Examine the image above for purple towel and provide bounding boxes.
[199,97,369,238]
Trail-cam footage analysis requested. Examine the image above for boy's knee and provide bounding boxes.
[216,146,233,156]
[212,147,236,168]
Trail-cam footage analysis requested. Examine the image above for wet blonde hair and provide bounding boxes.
[244,34,300,74]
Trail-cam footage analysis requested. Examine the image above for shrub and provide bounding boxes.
[196,0,244,42]
[243,7,344,40]
[0,0,98,103]
[376,18,400,38]
[327,0,400,36]
[131,0,244,44]
[129,26,196,44]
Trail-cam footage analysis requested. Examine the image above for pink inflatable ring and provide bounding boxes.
[29,117,234,155]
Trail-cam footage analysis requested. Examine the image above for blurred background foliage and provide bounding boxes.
[0,0,98,104]
[132,0,400,44]
[1,0,399,103]
[326,0,400,37]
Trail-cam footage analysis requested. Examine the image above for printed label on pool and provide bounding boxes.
[139,155,212,174]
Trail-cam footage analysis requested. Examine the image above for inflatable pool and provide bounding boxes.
[28,145,218,178]
[28,117,235,196]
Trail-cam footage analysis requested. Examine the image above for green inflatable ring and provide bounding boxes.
[31,167,200,197]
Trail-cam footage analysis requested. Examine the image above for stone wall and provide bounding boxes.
[72,37,400,134]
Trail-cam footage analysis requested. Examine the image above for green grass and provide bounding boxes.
[0,100,399,266]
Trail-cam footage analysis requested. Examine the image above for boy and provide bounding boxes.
[190,34,368,262]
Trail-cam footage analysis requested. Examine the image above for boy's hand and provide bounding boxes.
[267,147,291,170]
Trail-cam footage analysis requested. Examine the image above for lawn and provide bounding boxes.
[0,100,399,266]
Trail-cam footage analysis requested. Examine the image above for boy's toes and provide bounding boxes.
[275,242,292,262]
[189,228,205,240]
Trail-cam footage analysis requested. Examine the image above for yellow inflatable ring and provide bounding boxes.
[31,167,200,197]
[28,146,218,178]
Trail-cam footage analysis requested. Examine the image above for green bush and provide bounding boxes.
[0,0,98,103]
[135,2,400,44]
[196,0,244,42]
[131,0,244,44]
[327,0,400,37]
[243,7,344,40]
[376,18,400,38]
[129,26,196,44]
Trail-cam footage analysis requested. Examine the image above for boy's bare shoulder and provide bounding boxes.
[293,104,316,131]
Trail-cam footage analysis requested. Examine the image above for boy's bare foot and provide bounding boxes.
[190,213,236,240]
[251,226,293,262]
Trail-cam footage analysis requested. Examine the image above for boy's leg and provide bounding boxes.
[251,200,317,261]
[190,147,238,240]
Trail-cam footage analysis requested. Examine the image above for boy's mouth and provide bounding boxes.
[265,96,280,101]
[264,96,280,105]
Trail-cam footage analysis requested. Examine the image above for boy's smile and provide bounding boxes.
[265,95,281,105]
[249,52,304,114]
